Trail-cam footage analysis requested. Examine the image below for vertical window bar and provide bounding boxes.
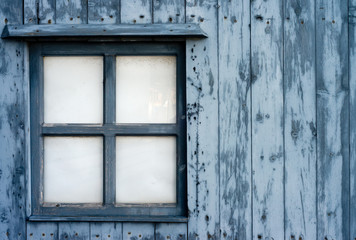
[104,55,116,205]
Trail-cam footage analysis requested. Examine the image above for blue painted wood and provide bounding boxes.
[39,0,56,24]
[251,0,284,239]
[185,0,220,239]
[316,0,350,239]
[155,223,187,240]
[90,223,122,240]
[122,223,154,240]
[284,0,317,239]
[153,0,185,24]
[0,0,26,240]
[27,222,58,240]
[120,0,152,24]
[88,0,120,24]
[56,0,87,24]
[350,3,356,240]
[24,0,37,24]
[58,222,90,240]
[218,0,251,239]
[1,24,208,39]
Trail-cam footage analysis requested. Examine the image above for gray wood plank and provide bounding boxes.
[250,0,284,239]
[2,24,207,39]
[38,0,56,24]
[284,0,317,239]
[27,222,58,240]
[24,0,37,24]
[122,223,154,240]
[0,0,26,239]
[88,0,120,24]
[185,0,219,239]
[315,0,350,239]
[155,223,186,240]
[218,0,251,239]
[56,0,88,24]
[58,222,90,240]
[90,223,122,240]
[350,2,356,240]
[153,0,184,23]
[120,0,152,24]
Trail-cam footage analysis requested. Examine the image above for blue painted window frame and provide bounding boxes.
[29,42,187,222]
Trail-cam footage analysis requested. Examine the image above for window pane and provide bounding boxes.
[116,137,176,204]
[44,137,103,203]
[116,56,176,123]
[44,56,103,123]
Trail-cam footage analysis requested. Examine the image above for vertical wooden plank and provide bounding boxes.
[284,0,317,239]
[120,0,152,24]
[350,2,356,240]
[122,223,154,240]
[38,0,56,24]
[27,222,58,240]
[58,222,90,240]
[316,0,349,239]
[153,0,184,23]
[186,0,219,239]
[24,0,37,24]
[155,223,186,240]
[90,223,122,240]
[56,0,88,24]
[88,0,120,24]
[0,1,26,240]
[218,0,251,239]
[250,0,284,239]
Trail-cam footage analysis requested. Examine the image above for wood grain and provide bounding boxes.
[251,0,284,239]
[218,0,251,239]
[316,0,350,239]
[284,0,317,239]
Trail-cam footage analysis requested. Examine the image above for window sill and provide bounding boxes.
[28,215,188,223]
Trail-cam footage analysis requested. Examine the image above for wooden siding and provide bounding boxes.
[0,0,353,239]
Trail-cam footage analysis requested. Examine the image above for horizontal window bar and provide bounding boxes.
[41,124,178,136]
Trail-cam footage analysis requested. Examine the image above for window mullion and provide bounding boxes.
[104,55,116,205]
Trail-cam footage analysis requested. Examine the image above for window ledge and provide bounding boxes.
[28,215,188,223]
[1,24,207,40]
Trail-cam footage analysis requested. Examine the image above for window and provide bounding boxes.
[30,42,186,220]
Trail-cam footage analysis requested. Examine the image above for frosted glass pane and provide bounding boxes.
[44,56,103,123]
[116,56,176,123]
[44,137,103,203]
[116,137,176,203]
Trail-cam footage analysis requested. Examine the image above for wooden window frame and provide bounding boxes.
[29,42,187,222]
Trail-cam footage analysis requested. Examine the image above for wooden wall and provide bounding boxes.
[0,0,354,239]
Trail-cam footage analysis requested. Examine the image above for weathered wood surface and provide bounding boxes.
[58,222,90,240]
[155,223,187,240]
[2,24,208,39]
[316,0,350,239]
[56,0,87,24]
[218,0,251,239]
[121,0,152,24]
[284,0,317,239]
[122,223,154,240]
[88,0,120,24]
[350,2,356,240]
[27,222,58,240]
[251,0,284,239]
[0,0,26,240]
[153,0,185,24]
[2,0,355,239]
[186,0,219,239]
[90,223,122,240]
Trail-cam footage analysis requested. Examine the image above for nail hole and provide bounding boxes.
[70,17,73,21]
